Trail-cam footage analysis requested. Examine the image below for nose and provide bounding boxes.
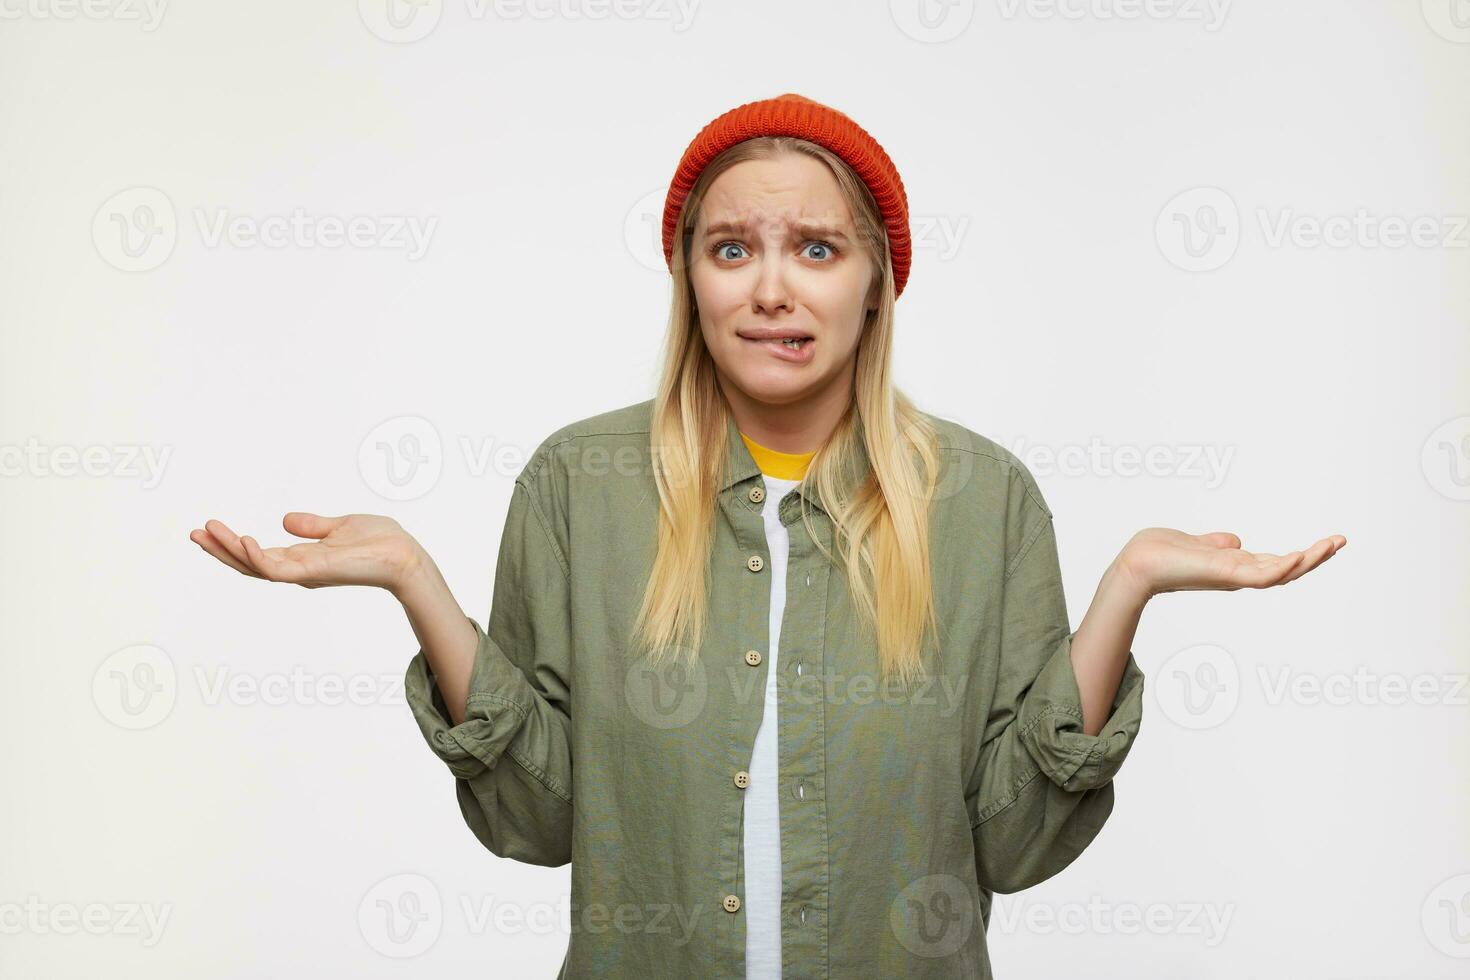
[751,254,795,316]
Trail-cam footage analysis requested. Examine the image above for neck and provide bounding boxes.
[716,364,853,455]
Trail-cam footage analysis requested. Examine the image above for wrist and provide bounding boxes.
[1103,551,1154,612]
[390,540,443,605]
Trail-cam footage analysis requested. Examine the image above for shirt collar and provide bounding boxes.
[718,407,872,517]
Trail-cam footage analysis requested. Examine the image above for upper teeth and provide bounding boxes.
[781,338,804,346]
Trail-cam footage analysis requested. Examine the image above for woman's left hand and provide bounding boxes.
[1113,528,1347,599]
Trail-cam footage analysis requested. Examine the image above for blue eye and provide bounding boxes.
[803,241,837,261]
[712,242,746,261]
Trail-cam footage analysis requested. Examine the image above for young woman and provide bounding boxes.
[190,93,1345,979]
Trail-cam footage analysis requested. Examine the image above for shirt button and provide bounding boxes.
[734,770,750,789]
[747,554,764,573]
[745,649,762,666]
[723,894,742,913]
[748,484,765,503]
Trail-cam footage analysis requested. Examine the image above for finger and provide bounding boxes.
[204,519,257,572]
[190,529,262,579]
[240,535,297,583]
[283,512,347,540]
[1280,539,1338,583]
[1238,552,1302,587]
[1198,531,1242,550]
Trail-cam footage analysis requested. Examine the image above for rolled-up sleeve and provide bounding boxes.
[403,477,574,868]
[967,488,1145,895]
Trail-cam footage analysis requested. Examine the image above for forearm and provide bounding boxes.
[1070,558,1150,736]
[393,543,478,727]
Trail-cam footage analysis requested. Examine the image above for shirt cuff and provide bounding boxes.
[1016,630,1145,793]
[403,615,537,781]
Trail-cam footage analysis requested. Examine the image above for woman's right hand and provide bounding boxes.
[189,513,426,597]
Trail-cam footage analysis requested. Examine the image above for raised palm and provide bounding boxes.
[189,512,419,592]
[1118,527,1346,597]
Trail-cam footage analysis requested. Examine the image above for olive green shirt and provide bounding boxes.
[404,397,1145,979]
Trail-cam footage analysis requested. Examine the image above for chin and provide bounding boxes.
[728,372,817,406]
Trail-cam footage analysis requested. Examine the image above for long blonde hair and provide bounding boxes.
[633,136,942,685]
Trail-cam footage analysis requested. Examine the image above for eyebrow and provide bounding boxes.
[701,217,852,243]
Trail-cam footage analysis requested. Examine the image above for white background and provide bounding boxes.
[1,1,1467,977]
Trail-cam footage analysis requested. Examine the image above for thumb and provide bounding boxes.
[1197,530,1242,550]
[283,512,347,539]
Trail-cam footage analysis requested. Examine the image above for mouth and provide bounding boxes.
[740,333,816,363]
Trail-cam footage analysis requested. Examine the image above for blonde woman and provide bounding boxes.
[190,93,1345,979]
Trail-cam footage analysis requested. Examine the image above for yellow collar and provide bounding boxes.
[739,431,815,481]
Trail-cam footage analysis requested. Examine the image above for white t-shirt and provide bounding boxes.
[744,472,800,980]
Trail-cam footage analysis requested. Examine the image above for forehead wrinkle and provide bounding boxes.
[700,213,853,242]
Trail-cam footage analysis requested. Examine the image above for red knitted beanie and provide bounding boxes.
[661,92,912,298]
